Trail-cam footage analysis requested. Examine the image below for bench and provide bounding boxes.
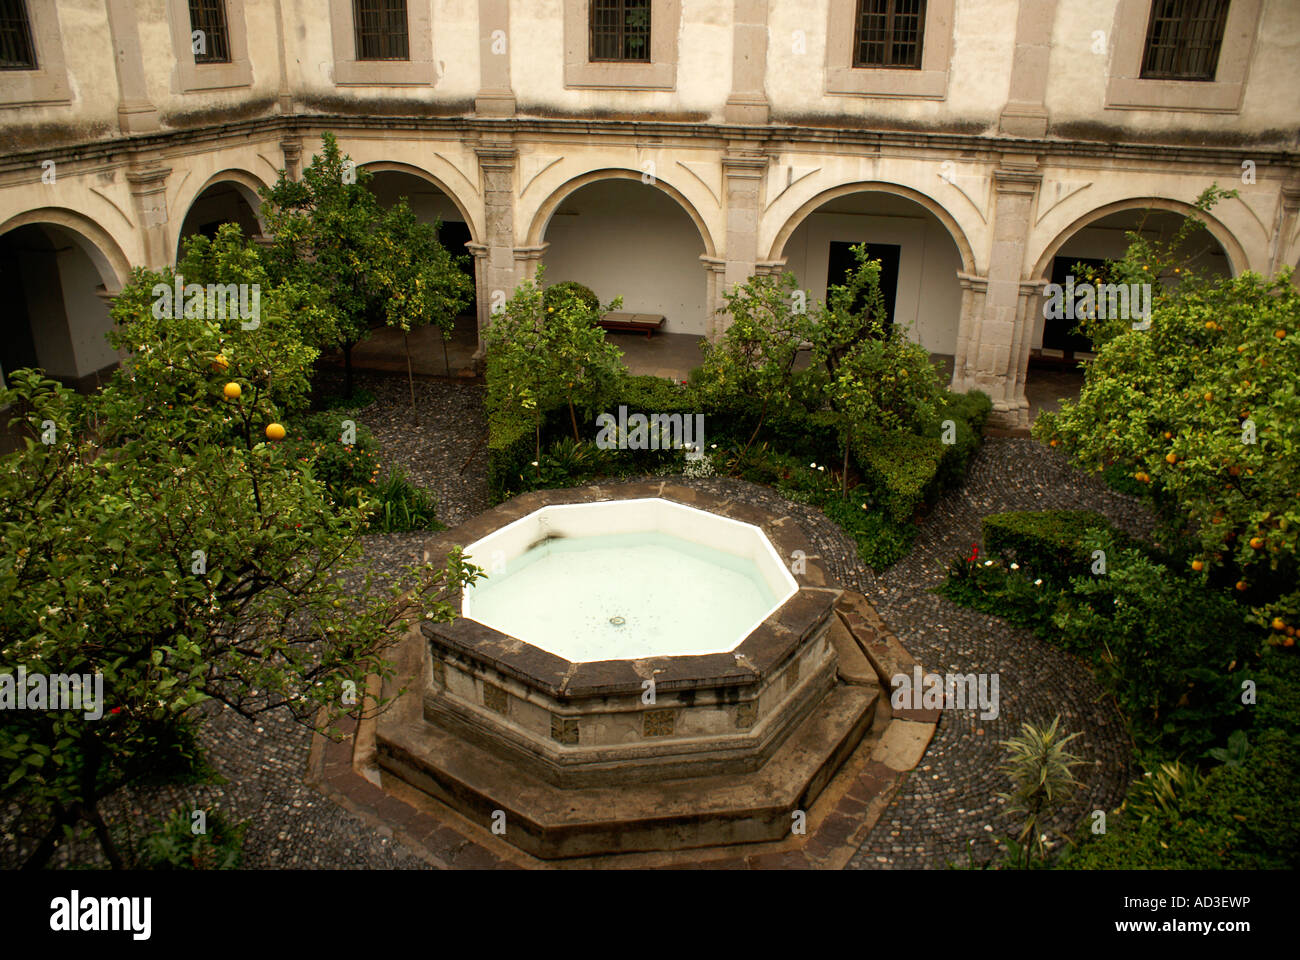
[598,312,666,340]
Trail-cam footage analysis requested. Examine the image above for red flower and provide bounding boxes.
[110,707,121,714]
[967,543,979,563]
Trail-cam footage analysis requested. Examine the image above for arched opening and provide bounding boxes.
[0,221,123,393]
[175,176,264,261]
[358,167,481,376]
[535,177,710,371]
[777,189,967,377]
[1025,206,1235,420]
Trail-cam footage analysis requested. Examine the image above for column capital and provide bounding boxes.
[513,243,548,264]
[476,145,519,168]
[722,155,768,179]
[699,255,727,274]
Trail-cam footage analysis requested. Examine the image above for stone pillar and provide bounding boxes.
[125,156,173,268]
[717,154,767,336]
[998,0,1057,138]
[700,256,726,340]
[1271,183,1300,278]
[279,137,303,180]
[1011,279,1048,406]
[978,156,1041,428]
[105,0,160,134]
[476,0,516,116]
[725,0,770,124]
[475,142,520,357]
[950,271,989,391]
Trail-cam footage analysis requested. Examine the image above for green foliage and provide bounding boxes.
[1065,730,1300,870]
[544,280,599,312]
[853,431,944,524]
[1034,188,1300,630]
[279,411,381,507]
[997,716,1085,865]
[135,808,246,870]
[369,467,441,533]
[0,306,476,868]
[982,509,1120,581]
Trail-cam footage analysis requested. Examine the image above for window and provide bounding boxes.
[589,0,650,62]
[0,0,36,70]
[1139,0,1229,80]
[853,0,926,69]
[353,0,409,61]
[188,0,231,64]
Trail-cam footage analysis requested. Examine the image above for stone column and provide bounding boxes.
[125,156,173,268]
[1010,278,1048,408]
[105,0,160,134]
[950,271,989,391]
[475,142,520,357]
[476,0,516,116]
[998,0,1057,138]
[699,256,727,341]
[717,154,767,336]
[1270,183,1300,277]
[279,137,303,180]
[465,241,490,359]
[978,156,1041,428]
[725,0,770,124]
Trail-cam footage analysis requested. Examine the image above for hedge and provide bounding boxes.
[982,509,1120,580]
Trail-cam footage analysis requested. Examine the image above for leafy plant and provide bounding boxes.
[997,716,1086,864]
[135,807,246,870]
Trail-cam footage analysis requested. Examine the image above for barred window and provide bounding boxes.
[590,0,651,62]
[353,0,409,61]
[1140,0,1229,80]
[853,0,926,69]
[188,0,232,64]
[0,0,36,70]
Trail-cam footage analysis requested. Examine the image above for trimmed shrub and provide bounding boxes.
[279,411,381,506]
[982,509,1119,580]
[854,431,944,524]
[935,390,992,489]
[544,280,599,312]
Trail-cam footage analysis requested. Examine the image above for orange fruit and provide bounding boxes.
[1285,637,1296,647]
[1049,439,1058,447]
[1236,580,1249,592]
[1250,537,1264,549]
[1165,452,1177,464]
[1276,329,1287,339]
[1163,432,1172,439]
[1203,392,1213,401]
[266,423,286,441]
[1272,618,1286,631]
[223,382,242,400]
[212,353,229,371]
[1191,559,1204,572]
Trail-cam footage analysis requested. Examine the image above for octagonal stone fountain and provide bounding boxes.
[373,482,884,859]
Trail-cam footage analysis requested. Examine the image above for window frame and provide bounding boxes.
[826,0,953,100]
[352,0,410,62]
[329,0,434,85]
[588,0,652,64]
[0,0,69,107]
[564,0,679,91]
[1138,0,1230,81]
[1105,0,1260,113]
[168,0,251,93]
[0,0,38,71]
[851,0,928,71]
[188,0,233,65]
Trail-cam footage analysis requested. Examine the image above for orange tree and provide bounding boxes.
[1035,188,1300,638]
[0,228,475,869]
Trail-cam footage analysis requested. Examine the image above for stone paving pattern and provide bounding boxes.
[3,371,1148,869]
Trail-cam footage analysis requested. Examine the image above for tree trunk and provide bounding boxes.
[21,802,81,870]
[442,334,451,377]
[403,332,416,407]
[568,396,580,444]
[842,440,850,500]
[86,801,124,870]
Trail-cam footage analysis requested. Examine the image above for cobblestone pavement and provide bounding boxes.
[3,373,1149,870]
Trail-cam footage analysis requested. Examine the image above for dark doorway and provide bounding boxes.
[0,242,38,377]
[437,220,476,315]
[1044,255,1108,354]
[827,241,900,326]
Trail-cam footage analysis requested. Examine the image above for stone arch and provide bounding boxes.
[1028,197,1247,280]
[0,207,130,292]
[766,180,978,276]
[525,168,718,258]
[174,169,270,259]
[358,160,482,243]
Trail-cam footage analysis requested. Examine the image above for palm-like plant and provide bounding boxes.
[997,716,1086,864]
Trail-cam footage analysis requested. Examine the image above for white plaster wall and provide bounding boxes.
[538,179,708,334]
[20,249,77,378]
[765,0,1017,130]
[1046,0,1300,143]
[58,244,118,375]
[782,200,964,355]
[511,0,733,120]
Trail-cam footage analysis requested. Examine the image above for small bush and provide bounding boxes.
[279,411,381,506]
[854,431,944,523]
[982,509,1119,581]
[370,467,440,532]
[136,808,246,870]
[544,280,599,312]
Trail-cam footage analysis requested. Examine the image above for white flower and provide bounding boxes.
[818,465,825,472]
[1010,563,1019,571]
[984,560,993,567]
[1034,578,1043,586]
[809,462,817,469]
[710,443,717,449]
[530,461,539,467]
